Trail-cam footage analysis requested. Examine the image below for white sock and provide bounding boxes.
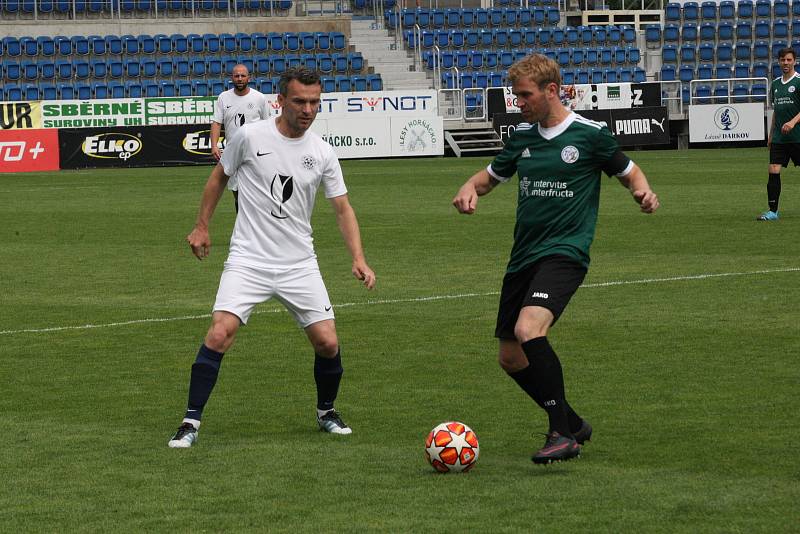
[182,418,201,430]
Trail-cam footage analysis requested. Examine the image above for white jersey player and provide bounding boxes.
[169,67,376,449]
[210,64,270,212]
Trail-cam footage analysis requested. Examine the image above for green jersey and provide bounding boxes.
[770,72,800,144]
[489,113,630,272]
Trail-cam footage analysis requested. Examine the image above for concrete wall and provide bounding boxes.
[0,15,350,38]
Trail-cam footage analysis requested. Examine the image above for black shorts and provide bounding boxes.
[495,255,587,340]
[769,143,800,167]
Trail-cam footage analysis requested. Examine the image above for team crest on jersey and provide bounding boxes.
[269,173,294,219]
[790,86,796,93]
[561,146,579,163]
[301,154,317,170]
[521,148,531,158]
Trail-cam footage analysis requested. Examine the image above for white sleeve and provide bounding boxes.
[220,127,246,177]
[260,95,270,119]
[321,147,348,199]
[212,93,224,125]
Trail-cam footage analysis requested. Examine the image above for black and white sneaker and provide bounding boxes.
[317,410,352,435]
[168,422,198,448]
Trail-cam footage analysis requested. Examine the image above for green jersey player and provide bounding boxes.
[453,53,659,464]
[760,47,800,221]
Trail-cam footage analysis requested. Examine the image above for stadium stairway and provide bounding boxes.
[349,18,431,90]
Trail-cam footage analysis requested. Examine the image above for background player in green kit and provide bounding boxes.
[760,47,800,221]
[453,53,659,464]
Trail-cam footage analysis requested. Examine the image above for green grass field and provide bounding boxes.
[1,148,798,532]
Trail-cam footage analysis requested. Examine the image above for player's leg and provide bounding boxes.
[169,264,265,448]
[168,311,241,448]
[232,190,239,213]
[277,265,351,434]
[759,145,785,220]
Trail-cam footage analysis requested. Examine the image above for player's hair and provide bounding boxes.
[778,47,797,60]
[278,67,322,96]
[508,53,561,89]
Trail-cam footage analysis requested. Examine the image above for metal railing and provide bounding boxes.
[688,77,769,106]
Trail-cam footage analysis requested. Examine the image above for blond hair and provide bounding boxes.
[507,53,561,89]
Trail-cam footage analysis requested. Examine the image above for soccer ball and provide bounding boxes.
[424,421,479,473]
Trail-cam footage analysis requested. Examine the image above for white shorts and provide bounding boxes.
[213,262,334,328]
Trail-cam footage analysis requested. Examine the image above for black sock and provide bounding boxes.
[184,344,224,421]
[519,337,573,437]
[314,350,343,412]
[768,173,781,213]
[508,363,584,434]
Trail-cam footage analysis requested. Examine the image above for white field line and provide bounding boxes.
[1,267,797,336]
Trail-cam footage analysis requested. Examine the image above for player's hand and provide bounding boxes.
[782,122,795,135]
[633,190,659,213]
[211,146,222,161]
[352,261,376,290]
[453,184,478,214]
[187,227,211,260]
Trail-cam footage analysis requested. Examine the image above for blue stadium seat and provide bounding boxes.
[593,26,608,45]
[107,59,123,79]
[37,37,56,57]
[699,42,715,62]
[158,80,175,96]
[701,1,717,20]
[20,37,37,58]
[53,35,71,56]
[157,57,173,77]
[713,83,729,100]
[732,82,749,99]
[738,0,754,19]
[718,21,734,40]
[173,57,190,77]
[717,42,733,62]
[716,62,733,78]
[122,34,139,55]
[752,61,769,77]
[209,79,226,94]
[39,60,56,80]
[735,61,751,77]
[754,19,770,39]
[90,58,107,79]
[91,82,108,99]
[755,0,770,17]
[176,80,192,96]
[607,25,621,45]
[661,64,677,81]
[645,25,662,47]
[21,60,37,81]
[699,22,716,42]
[128,82,144,98]
[604,67,618,83]
[634,67,646,82]
[40,83,58,100]
[22,83,39,101]
[74,59,90,79]
[665,2,681,21]
[144,80,160,97]
[683,22,699,44]
[664,23,680,43]
[752,82,767,101]
[190,56,206,76]
[773,39,789,57]
[735,41,752,61]
[720,0,735,19]
[753,40,769,59]
[192,79,210,96]
[695,84,712,104]
[55,59,72,80]
[697,62,714,79]
[109,81,126,99]
[774,19,790,39]
[590,67,604,83]
[684,1,700,21]
[736,21,753,40]
[139,35,156,55]
[88,35,105,56]
[680,44,697,63]
[571,47,585,65]
[335,74,352,92]
[367,73,382,91]
[141,58,158,78]
[253,32,269,53]
[188,34,204,54]
[547,7,559,25]
[105,35,122,56]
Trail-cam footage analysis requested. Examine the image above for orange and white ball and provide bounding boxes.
[424,421,479,473]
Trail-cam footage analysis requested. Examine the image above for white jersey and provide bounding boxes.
[220,116,347,269]
[213,87,270,191]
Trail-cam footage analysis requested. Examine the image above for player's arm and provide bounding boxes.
[453,168,501,214]
[187,163,230,260]
[329,194,376,290]
[614,161,659,214]
[780,110,800,134]
[210,121,222,161]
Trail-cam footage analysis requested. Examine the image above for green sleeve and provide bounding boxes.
[489,135,521,182]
